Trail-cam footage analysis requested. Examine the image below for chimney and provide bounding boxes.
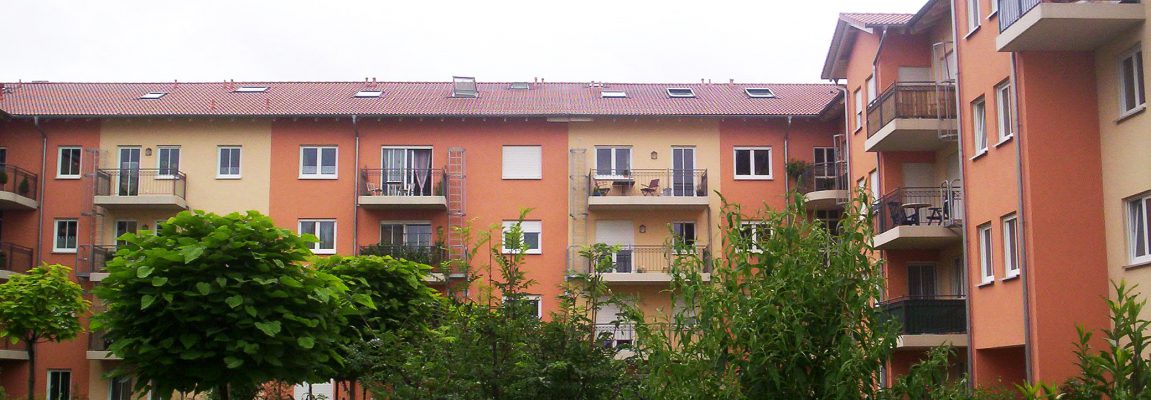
[701,78,705,84]
[708,79,712,84]
[172,79,179,89]
[534,77,538,83]
[729,78,734,85]
[372,77,377,87]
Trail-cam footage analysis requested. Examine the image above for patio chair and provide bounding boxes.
[640,179,660,196]
[364,181,384,196]
[887,201,917,226]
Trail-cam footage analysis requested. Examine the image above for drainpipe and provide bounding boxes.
[1009,51,1035,385]
[352,115,360,256]
[32,116,47,265]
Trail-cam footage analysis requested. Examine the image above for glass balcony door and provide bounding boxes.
[117,147,140,196]
[382,147,433,196]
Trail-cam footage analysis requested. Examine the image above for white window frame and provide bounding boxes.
[156,146,181,179]
[865,75,876,105]
[502,220,542,254]
[594,146,632,178]
[996,82,1014,143]
[502,145,543,180]
[57,147,82,179]
[967,0,982,34]
[973,98,988,155]
[1119,45,1146,117]
[378,221,434,246]
[299,146,338,179]
[1128,193,1151,265]
[733,147,773,180]
[854,89,863,132]
[1003,215,1020,278]
[990,0,999,15]
[740,221,768,252]
[298,219,337,255]
[53,219,78,253]
[978,224,994,284]
[47,369,71,400]
[504,294,542,319]
[217,146,242,179]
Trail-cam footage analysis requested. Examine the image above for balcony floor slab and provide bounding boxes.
[873,225,962,250]
[0,191,38,211]
[358,196,447,210]
[804,190,848,210]
[998,2,1145,52]
[896,333,969,350]
[865,119,958,152]
[94,195,188,210]
[588,196,709,210]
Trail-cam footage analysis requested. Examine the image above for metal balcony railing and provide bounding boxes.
[358,244,449,266]
[880,295,967,335]
[874,186,964,234]
[95,169,187,199]
[0,165,38,200]
[76,245,116,277]
[359,168,445,197]
[0,242,33,275]
[594,323,638,347]
[796,162,848,194]
[589,169,709,198]
[866,83,957,138]
[89,330,113,352]
[567,245,711,275]
[999,0,1140,32]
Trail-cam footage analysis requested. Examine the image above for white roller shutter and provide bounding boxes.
[502,145,542,179]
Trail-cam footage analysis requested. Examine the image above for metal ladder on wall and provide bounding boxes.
[568,149,588,249]
[445,147,467,268]
[832,134,850,206]
[77,148,104,277]
[933,41,959,141]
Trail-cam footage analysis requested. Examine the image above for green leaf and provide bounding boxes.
[297,336,315,349]
[137,265,155,279]
[179,334,198,349]
[224,356,244,369]
[254,321,281,337]
[182,245,206,263]
[151,276,169,287]
[195,282,212,295]
[244,305,258,318]
[216,277,228,287]
[279,276,302,288]
[225,295,243,309]
[140,295,155,309]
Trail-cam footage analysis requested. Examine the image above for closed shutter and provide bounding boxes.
[502,146,542,179]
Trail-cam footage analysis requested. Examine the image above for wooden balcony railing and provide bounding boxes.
[866,83,957,138]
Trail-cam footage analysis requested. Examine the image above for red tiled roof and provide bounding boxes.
[0,81,843,118]
[839,13,914,28]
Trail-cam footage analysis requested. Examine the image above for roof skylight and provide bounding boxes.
[452,76,478,98]
[235,86,269,93]
[139,92,167,100]
[744,88,776,98]
[601,90,627,98]
[509,82,531,90]
[667,88,696,98]
[354,90,383,98]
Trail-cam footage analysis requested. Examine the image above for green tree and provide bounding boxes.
[626,193,898,399]
[93,210,350,400]
[0,264,89,400]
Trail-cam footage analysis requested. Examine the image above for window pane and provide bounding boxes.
[408,224,433,246]
[300,221,316,236]
[302,148,318,174]
[752,150,770,176]
[735,150,751,176]
[615,149,630,174]
[1133,199,1148,258]
[596,148,612,175]
[380,224,402,245]
[1138,51,1146,106]
[321,148,337,174]
[318,222,335,249]
[1125,56,1138,110]
[523,232,541,250]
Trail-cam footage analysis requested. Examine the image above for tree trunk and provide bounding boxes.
[218,384,230,400]
[26,338,35,400]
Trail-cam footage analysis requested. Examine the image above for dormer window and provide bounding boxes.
[667,88,696,98]
[235,86,268,93]
[601,90,627,98]
[745,88,776,98]
[452,76,478,98]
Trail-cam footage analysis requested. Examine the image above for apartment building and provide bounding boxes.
[0,80,843,399]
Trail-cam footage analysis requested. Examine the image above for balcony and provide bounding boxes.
[87,330,120,360]
[0,339,28,360]
[567,245,711,284]
[873,187,963,250]
[595,323,638,359]
[881,296,968,349]
[588,169,710,210]
[0,242,33,280]
[76,245,116,282]
[797,163,848,210]
[998,0,1144,51]
[865,83,958,152]
[0,165,38,210]
[94,169,188,210]
[358,244,459,283]
[358,169,447,210]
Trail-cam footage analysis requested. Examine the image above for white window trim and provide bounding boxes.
[854,89,863,132]
[996,82,1014,143]
[379,220,434,244]
[733,147,773,180]
[1128,193,1151,265]
[53,219,78,254]
[502,145,543,180]
[973,98,988,155]
[298,219,337,255]
[47,369,72,400]
[57,147,82,179]
[503,294,542,319]
[155,146,181,179]
[741,221,768,253]
[967,0,982,34]
[1119,45,1146,118]
[502,220,542,255]
[1002,215,1020,279]
[978,224,994,284]
[217,146,242,179]
[299,146,339,180]
[594,146,632,179]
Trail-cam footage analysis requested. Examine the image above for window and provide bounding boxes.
[509,82,532,90]
[854,89,863,131]
[744,88,776,98]
[667,88,696,98]
[739,221,770,252]
[996,82,1014,142]
[299,220,336,254]
[967,0,981,33]
[138,92,166,100]
[505,294,542,319]
[0,147,7,166]
[973,98,988,154]
[156,146,180,177]
[47,370,71,400]
[58,147,82,178]
[1128,193,1151,265]
[1003,215,1020,278]
[815,209,843,235]
[1120,46,1146,115]
[300,146,338,179]
[595,147,631,177]
[991,0,999,14]
[865,75,876,105]
[379,222,433,247]
[672,222,697,247]
[869,170,880,203]
[54,219,78,253]
[979,224,994,284]
[601,90,627,98]
[733,147,772,180]
[354,90,383,98]
[110,376,133,400]
[452,76,478,98]
[115,220,138,246]
[502,146,542,180]
[218,146,242,178]
[502,220,542,254]
[234,86,268,93]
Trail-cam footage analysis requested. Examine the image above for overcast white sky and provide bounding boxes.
[2,0,926,84]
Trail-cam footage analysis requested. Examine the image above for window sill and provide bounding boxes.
[501,250,543,255]
[299,175,339,180]
[977,279,995,288]
[216,176,242,180]
[734,176,773,181]
[1002,273,1021,282]
[56,176,81,180]
[988,10,998,20]
[970,150,989,161]
[502,177,543,180]
[311,250,336,255]
[994,135,1014,148]
[965,25,981,40]
[155,176,180,180]
[1117,105,1146,123]
[53,249,78,254]
[854,126,863,135]
[1125,259,1151,271]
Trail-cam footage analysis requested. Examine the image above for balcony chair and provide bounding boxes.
[364,181,384,196]
[640,179,660,196]
[925,202,947,225]
[887,201,918,227]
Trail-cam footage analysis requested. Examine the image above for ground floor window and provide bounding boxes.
[48,370,71,400]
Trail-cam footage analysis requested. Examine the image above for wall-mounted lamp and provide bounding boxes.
[145,148,153,156]
[638,224,647,233]
[650,151,658,160]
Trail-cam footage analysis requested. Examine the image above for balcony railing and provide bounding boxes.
[880,296,967,335]
[797,162,847,194]
[89,329,113,352]
[874,186,964,234]
[999,0,1140,31]
[594,323,637,347]
[76,245,116,277]
[567,245,711,275]
[359,169,445,197]
[95,169,187,199]
[866,83,957,138]
[358,244,448,266]
[0,165,38,200]
[0,242,33,275]
[589,169,709,198]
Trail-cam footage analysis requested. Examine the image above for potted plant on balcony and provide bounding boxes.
[785,159,810,185]
[0,168,8,188]
[17,177,29,196]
